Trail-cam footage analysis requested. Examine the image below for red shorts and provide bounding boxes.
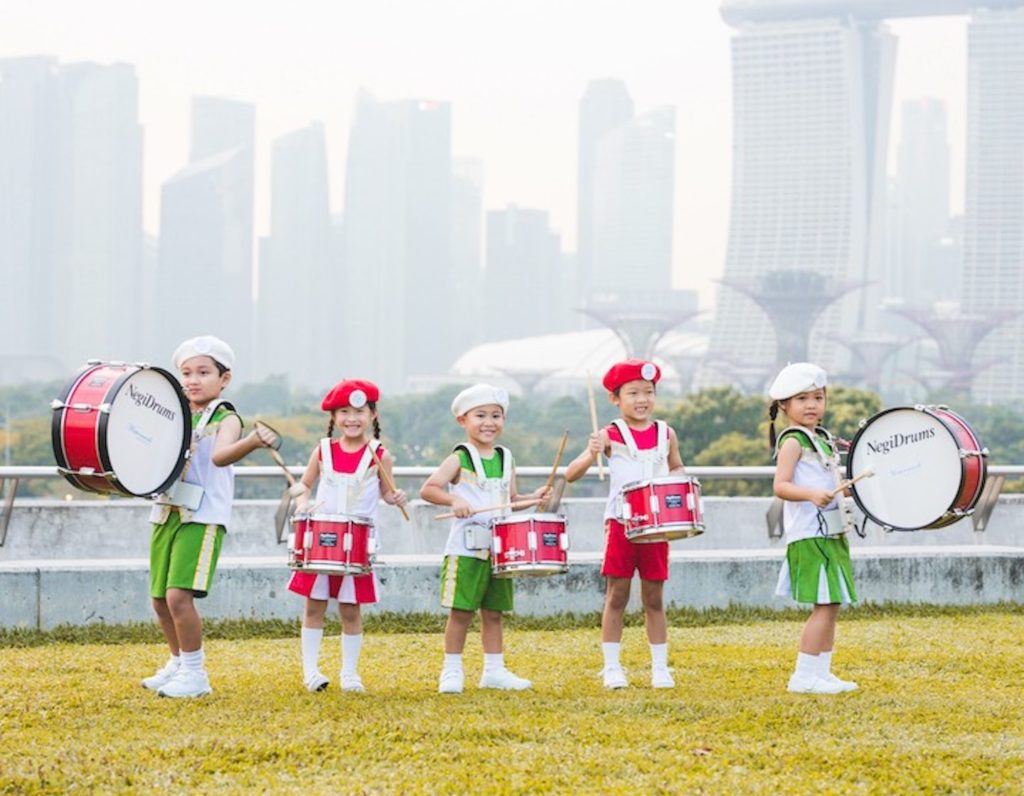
[287,571,379,604]
[601,519,669,581]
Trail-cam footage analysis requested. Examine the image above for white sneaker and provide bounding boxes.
[341,673,365,693]
[787,672,844,695]
[478,668,532,690]
[158,667,212,698]
[602,667,629,689]
[822,672,859,692]
[304,672,329,692]
[651,666,675,689]
[438,668,464,694]
[142,658,180,691]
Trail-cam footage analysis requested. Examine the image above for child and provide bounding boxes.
[565,360,684,690]
[288,379,407,693]
[419,384,550,694]
[143,335,278,698]
[769,362,858,694]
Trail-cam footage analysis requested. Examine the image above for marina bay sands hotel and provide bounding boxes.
[710,1,1024,402]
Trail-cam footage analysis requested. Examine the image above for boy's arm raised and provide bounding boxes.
[564,430,609,482]
[211,415,277,467]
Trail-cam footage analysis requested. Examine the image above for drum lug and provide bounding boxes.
[560,533,569,551]
[86,358,102,365]
[857,418,867,428]
[97,403,112,414]
[981,447,990,458]
[650,495,660,514]
[527,530,538,551]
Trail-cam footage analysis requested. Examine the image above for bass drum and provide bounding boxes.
[846,405,987,531]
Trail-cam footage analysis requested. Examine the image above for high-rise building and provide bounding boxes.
[590,106,676,294]
[484,206,564,342]
[0,56,61,380]
[577,79,634,298]
[890,98,952,308]
[451,157,484,355]
[256,123,334,388]
[55,62,143,366]
[962,7,1024,403]
[157,97,255,376]
[342,93,453,390]
[708,11,896,374]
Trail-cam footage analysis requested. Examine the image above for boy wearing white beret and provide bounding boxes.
[419,384,551,694]
[142,335,277,698]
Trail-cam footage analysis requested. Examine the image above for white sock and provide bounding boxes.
[341,633,363,676]
[602,642,622,671]
[650,643,668,669]
[301,627,324,679]
[818,650,833,676]
[180,647,204,672]
[483,652,504,673]
[164,654,180,670]
[443,653,463,672]
[795,652,818,678]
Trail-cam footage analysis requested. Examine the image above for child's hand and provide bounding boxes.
[450,497,473,518]
[253,425,278,449]
[295,496,310,513]
[531,485,553,503]
[809,489,834,508]
[586,431,608,457]
[386,489,408,508]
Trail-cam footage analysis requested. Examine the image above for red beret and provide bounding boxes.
[602,360,661,392]
[321,379,380,411]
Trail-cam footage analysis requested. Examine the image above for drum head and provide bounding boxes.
[848,407,961,530]
[104,368,189,496]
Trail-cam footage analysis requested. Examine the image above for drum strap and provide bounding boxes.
[609,419,669,480]
[453,443,511,513]
[776,425,853,536]
[319,438,382,514]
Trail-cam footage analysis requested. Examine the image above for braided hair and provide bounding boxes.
[767,400,780,450]
[368,402,382,440]
[326,417,335,438]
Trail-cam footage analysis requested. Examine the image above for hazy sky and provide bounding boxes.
[2,1,965,307]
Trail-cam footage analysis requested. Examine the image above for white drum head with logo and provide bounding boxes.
[848,408,960,530]
[105,368,189,495]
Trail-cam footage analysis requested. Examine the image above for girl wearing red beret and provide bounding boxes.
[287,379,408,693]
[565,359,685,690]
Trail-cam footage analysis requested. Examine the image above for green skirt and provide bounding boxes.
[775,536,858,605]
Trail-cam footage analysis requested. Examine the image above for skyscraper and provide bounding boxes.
[590,106,676,294]
[577,79,634,299]
[708,11,896,374]
[256,122,333,388]
[962,7,1024,402]
[484,206,564,342]
[157,97,255,375]
[342,93,453,390]
[0,56,61,380]
[891,98,953,308]
[55,62,143,366]
[451,157,485,354]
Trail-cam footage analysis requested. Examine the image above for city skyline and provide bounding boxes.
[0,1,968,308]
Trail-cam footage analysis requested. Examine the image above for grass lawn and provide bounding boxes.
[2,610,1022,794]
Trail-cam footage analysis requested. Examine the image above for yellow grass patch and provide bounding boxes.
[2,614,1023,793]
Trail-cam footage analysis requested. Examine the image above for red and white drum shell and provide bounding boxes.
[620,475,705,543]
[490,514,569,578]
[847,405,987,531]
[51,361,191,497]
[289,513,375,576]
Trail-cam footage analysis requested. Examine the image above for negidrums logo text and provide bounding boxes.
[865,427,936,455]
[127,384,178,421]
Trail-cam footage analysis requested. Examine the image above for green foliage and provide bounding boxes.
[657,387,766,463]
[693,432,772,496]
[824,386,884,443]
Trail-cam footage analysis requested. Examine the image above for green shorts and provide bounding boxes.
[150,513,225,599]
[439,555,514,613]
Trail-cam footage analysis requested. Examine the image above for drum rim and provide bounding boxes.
[51,362,101,494]
[845,405,975,531]
[296,512,374,524]
[620,475,699,492]
[490,513,567,526]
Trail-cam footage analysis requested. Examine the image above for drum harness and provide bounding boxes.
[152,399,235,524]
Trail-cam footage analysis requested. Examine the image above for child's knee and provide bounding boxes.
[165,589,193,616]
[304,599,328,621]
[605,580,630,611]
[641,581,665,612]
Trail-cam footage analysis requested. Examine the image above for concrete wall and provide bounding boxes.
[2,498,1023,629]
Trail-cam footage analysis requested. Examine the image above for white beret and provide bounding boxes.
[451,384,509,417]
[173,335,235,370]
[768,362,827,400]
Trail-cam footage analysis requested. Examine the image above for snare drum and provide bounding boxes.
[620,475,705,543]
[847,405,987,531]
[289,513,375,575]
[491,514,569,577]
[51,361,191,497]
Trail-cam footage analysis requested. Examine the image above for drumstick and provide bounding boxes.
[255,421,307,498]
[538,431,570,512]
[829,468,875,498]
[586,371,605,481]
[367,443,410,522]
[433,498,541,521]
